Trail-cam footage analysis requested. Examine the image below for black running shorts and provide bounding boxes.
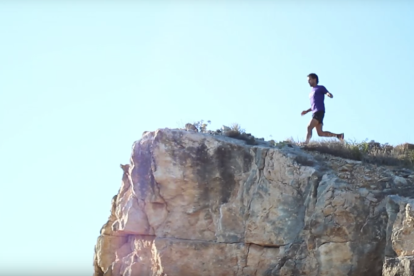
[312,111,325,124]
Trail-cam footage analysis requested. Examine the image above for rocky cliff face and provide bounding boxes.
[93,128,414,276]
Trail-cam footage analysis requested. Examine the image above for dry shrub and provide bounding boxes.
[230,123,245,134]
[301,139,414,168]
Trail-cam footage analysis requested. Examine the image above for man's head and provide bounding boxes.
[307,73,319,87]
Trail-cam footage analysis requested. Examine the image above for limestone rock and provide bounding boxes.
[185,123,198,132]
[93,128,414,276]
[382,196,414,262]
[383,256,414,276]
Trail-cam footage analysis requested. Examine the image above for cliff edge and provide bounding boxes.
[93,128,414,276]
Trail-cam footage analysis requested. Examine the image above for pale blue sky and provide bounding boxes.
[1,1,413,275]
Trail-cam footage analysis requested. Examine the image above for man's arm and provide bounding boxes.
[301,108,312,116]
[321,86,333,98]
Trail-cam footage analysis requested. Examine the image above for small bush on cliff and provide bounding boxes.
[223,123,245,138]
[230,123,245,134]
[186,120,211,133]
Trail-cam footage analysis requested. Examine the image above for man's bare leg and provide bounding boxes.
[315,124,344,141]
[304,119,319,144]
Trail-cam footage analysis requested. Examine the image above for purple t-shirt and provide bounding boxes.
[309,85,328,113]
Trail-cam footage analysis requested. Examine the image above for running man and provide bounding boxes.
[301,73,344,144]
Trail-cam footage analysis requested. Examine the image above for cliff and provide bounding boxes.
[93,128,414,276]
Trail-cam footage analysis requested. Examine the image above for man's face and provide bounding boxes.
[307,77,316,87]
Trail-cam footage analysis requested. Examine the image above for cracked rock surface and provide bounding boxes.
[93,129,414,276]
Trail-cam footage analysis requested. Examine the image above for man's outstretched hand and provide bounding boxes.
[326,92,333,98]
[301,110,308,116]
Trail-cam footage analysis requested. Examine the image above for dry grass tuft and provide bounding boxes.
[299,139,414,168]
[230,123,245,134]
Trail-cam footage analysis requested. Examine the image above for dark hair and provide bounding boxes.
[307,73,319,84]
